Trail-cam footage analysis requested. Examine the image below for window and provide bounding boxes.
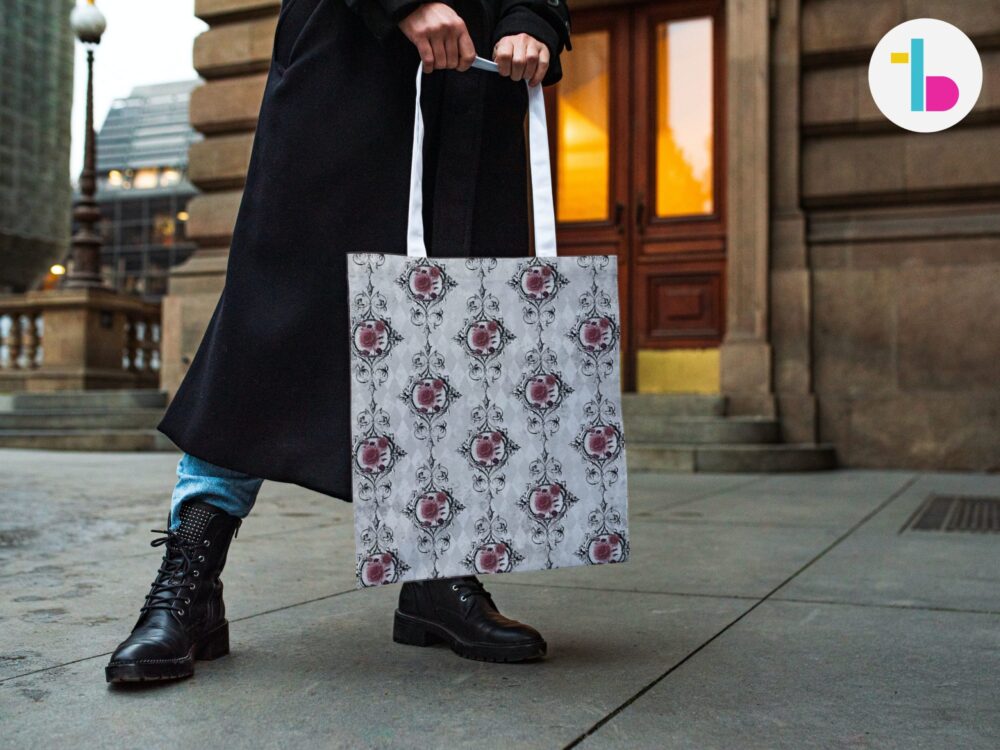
[655,17,714,217]
[132,169,159,190]
[555,31,611,223]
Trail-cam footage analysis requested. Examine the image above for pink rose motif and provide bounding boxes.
[474,542,511,574]
[526,373,561,409]
[411,377,447,414]
[356,435,394,474]
[415,491,452,528]
[520,265,556,300]
[353,319,389,357]
[583,425,621,461]
[578,317,615,352]
[360,552,397,586]
[466,320,503,355]
[408,264,444,301]
[471,431,507,467]
[586,533,624,565]
[528,483,566,520]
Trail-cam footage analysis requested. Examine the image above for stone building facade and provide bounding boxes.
[0,0,75,292]
[165,0,1000,470]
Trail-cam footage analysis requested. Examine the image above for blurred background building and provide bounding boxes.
[0,0,76,293]
[85,80,201,297]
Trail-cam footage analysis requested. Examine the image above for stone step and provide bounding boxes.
[0,429,178,452]
[624,415,779,445]
[626,443,837,473]
[0,389,168,412]
[621,393,726,418]
[0,408,164,430]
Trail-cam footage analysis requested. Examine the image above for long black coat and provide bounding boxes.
[158,0,572,500]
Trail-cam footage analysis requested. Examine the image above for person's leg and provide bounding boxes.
[105,454,263,684]
[169,452,264,529]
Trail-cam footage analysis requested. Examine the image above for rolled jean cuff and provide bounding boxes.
[169,452,264,529]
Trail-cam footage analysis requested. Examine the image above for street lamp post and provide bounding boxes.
[9,0,160,392]
[65,0,107,289]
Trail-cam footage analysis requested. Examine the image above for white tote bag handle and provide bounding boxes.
[405,57,558,259]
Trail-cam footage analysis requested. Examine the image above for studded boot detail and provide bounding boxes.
[105,501,241,683]
[393,576,546,663]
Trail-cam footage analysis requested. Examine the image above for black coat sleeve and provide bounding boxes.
[491,0,571,85]
[342,0,423,40]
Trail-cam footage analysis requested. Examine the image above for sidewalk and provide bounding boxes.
[1,450,998,749]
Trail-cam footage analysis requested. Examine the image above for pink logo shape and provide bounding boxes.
[926,76,959,111]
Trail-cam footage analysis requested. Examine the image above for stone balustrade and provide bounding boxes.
[0,289,161,392]
[0,303,43,372]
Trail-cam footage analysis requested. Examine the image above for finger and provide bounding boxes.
[444,33,459,69]
[430,36,447,70]
[523,42,541,86]
[510,38,527,82]
[530,45,550,86]
[494,39,513,77]
[457,31,476,71]
[416,38,435,73]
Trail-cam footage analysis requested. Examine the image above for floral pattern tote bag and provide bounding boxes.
[347,58,629,587]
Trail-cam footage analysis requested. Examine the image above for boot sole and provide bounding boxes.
[392,610,546,663]
[105,621,230,684]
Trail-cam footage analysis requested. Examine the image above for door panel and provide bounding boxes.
[546,10,634,384]
[632,0,726,357]
[549,0,726,390]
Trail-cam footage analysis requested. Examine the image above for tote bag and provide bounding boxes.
[347,58,629,587]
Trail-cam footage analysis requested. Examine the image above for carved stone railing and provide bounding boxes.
[0,288,161,392]
[0,304,43,373]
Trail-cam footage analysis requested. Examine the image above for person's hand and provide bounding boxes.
[494,33,550,86]
[398,3,476,73]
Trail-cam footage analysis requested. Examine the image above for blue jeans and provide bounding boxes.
[169,453,264,530]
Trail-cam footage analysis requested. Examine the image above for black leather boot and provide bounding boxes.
[393,576,546,662]
[105,501,241,683]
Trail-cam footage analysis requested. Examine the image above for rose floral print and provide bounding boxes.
[348,254,409,585]
[457,258,524,576]
[347,253,629,586]
[569,256,629,566]
[510,259,579,567]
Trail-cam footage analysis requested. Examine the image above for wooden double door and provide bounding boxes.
[545,0,726,389]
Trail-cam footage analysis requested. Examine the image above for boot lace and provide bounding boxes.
[449,576,494,605]
[140,529,205,617]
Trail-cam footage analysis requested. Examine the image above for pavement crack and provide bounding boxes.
[650,475,768,512]
[768,595,1000,618]
[0,522,340,582]
[497,580,761,602]
[0,587,359,685]
[562,473,922,749]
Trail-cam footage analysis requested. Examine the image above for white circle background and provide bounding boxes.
[868,18,983,133]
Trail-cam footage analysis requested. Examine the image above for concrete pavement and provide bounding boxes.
[1,450,998,748]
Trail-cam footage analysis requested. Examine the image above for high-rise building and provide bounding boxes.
[0,0,75,293]
[88,80,203,297]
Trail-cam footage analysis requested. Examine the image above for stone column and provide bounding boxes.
[768,0,817,442]
[160,0,278,396]
[719,0,774,416]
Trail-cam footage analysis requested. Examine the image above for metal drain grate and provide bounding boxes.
[903,495,1000,533]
